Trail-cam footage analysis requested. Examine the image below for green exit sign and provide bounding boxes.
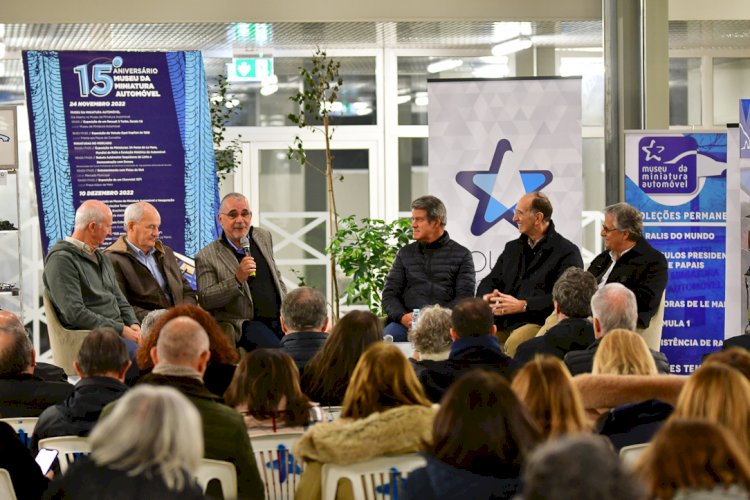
[229,58,274,82]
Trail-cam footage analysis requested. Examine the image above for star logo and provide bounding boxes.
[641,139,665,162]
[456,139,553,236]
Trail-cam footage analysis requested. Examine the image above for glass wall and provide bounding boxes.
[669,57,702,127]
[713,57,750,126]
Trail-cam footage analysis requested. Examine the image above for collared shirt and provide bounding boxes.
[598,246,634,289]
[65,236,96,255]
[125,238,171,302]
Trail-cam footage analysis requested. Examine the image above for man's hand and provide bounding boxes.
[122,324,141,344]
[235,256,257,283]
[487,292,527,316]
[400,312,414,329]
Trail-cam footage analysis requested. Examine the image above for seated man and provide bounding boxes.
[279,287,329,374]
[419,298,517,402]
[105,202,197,321]
[515,267,598,364]
[382,195,475,341]
[32,327,130,452]
[565,283,669,376]
[0,310,66,382]
[476,192,582,356]
[0,322,72,417]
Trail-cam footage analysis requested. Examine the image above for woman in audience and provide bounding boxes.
[0,421,49,500]
[224,349,322,435]
[592,328,657,376]
[672,363,750,454]
[408,305,452,377]
[635,419,750,499]
[294,342,434,499]
[405,369,541,499]
[301,310,382,406]
[703,347,750,381]
[45,385,205,499]
[511,356,589,439]
[136,304,239,395]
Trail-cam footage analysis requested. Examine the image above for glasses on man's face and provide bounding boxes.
[601,225,621,235]
[220,210,252,220]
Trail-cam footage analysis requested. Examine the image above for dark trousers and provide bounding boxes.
[239,317,282,351]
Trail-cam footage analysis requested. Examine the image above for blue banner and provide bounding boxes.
[742,99,750,159]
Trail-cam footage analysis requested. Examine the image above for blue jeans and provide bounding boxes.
[384,322,409,342]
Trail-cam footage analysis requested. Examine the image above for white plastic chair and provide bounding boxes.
[321,453,426,500]
[0,417,38,448]
[322,406,342,422]
[619,443,649,469]
[195,458,238,500]
[250,432,304,499]
[0,469,17,500]
[37,436,91,473]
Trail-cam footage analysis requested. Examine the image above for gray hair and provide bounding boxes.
[123,202,158,231]
[552,268,598,318]
[281,287,327,331]
[591,283,638,334]
[0,323,32,375]
[219,192,248,212]
[411,195,447,227]
[523,434,646,500]
[76,327,129,376]
[156,317,209,365]
[74,201,109,231]
[604,202,643,240]
[141,309,168,342]
[408,305,452,355]
[90,385,203,492]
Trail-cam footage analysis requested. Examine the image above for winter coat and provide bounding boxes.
[279,331,328,374]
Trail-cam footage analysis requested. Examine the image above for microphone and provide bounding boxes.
[239,236,256,277]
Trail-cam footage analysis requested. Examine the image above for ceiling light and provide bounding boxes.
[414,92,428,107]
[491,37,533,57]
[473,65,509,79]
[426,59,463,74]
[492,22,532,43]
[397,94,411,105]
[260,84,278,96]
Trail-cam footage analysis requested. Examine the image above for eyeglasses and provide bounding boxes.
[220,210,252,220]
[601,225,622,235]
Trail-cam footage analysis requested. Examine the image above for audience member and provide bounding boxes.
[592,328,658,375]
[0,310,66,382]
[139,308,167,342]
[104,201,197,321]
[136,304,238,396]
[46,385,205,499]
[301,310,382,406]
[722,331,750,352]
[136,316,263,499]
[0,421,49,500]
[419,298,517,402]
[523,434,646,500]
[406,370,541,500]
[407,305,452,378]
[224,349,322,435]
[382,195,475,342]
[702,347,750,380]
[0,322,72,417]
[279,287,329,374]
[565,284,668,375]
[32,327,130,452]
[477,191,583,356]
[294,343,434,500]
[515,268,597,364]
[511,356,589,439]
[635,419,750,500]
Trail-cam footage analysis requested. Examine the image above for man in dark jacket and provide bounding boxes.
[105,202,197,322]
[382,195,475,341]
[31,327,130,452]
[279,287,328,375]
[477,191,583,356]
[419,298,517,402]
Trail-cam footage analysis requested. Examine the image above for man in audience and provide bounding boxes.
[279,287,328,374]
[196,192,286,351]
[138,316,263,499]
[105,202,197,321]
[0,310,66,382]
[382,195,475,341]
[476,191,582,357]
[419,298,517,402]
[31,327,130,451]
[0,322,72,417]
[515,267,598,364]
[564,283,669,375]
[43,200,141,346]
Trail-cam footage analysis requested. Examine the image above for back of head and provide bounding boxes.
[592,329,657,375]
[155,317,209,367]
[140,309,168,342]
[553,267,598,318]
[408,305,452,356]
[511,356,588,439]
[703,347,750,381]
[604,202,643,241]
[430,370,540,477]
[0,323,32,375]
[281,287,327,331]
[411,195,447,226]
[342,342,429,419]
[76,327,129,377]
[451,298,494,338]
[634,419,750,500]
[74,199,109,231]
[524,434,646,500]
[591,283,638,334]
[90,385,203,491]
[528,191,553,223]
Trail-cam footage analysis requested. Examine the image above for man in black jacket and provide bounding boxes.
[279,286,328,375]
[31,327,130,452]
[382,195,475,341]
[477,191,582,356]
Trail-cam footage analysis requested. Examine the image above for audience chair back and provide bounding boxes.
[321,453,427,500]
[37,436,91,473]
[42,290,91,375]
[0,468,17,500]
[619,442,649,470]
[195,458,238,500]
[0,417,38,448]
[322,406,342,422]
[637,292,666,352]
[250,432,304,499]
